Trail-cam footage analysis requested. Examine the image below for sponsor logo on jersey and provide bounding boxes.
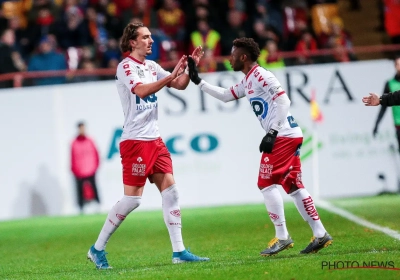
[137,157,142,162]
[123,63,131,76]
[249,97,269,119]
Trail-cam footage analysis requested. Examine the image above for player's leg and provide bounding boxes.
[88,174,100,204]
[88,185,142,269]
[151,139,209,263]
[258,138,294,256]
[259,185,294,256]
[285,140,332,254]
[87,140,150,269]
[395,126,400,154]
[75,176,84,214]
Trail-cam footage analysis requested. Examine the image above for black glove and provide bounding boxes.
[187,57,202,85]
[259,129,278,153]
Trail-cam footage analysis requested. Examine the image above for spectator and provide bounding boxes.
[73,59,100,83]
[256,0,284,36]
[220,9,247,56]
[258,39,286,69]
[8,15,31,61]
[157,0,185,49]
[71,121,101,214]
[383,0,400,45]
[55,5,92,50]
[26,4,59,53]
[101,37,121,68]
[294,29,318,65]
[27,34,68,85]
[0,28,25,88]
[121,0,157,28]
[318,16,356,62]
[189,19,221,72]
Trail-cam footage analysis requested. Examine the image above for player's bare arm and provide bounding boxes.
[362,93,380,106]
[170,46,204,90]
[187,56,237,102]
[134,56,186,98]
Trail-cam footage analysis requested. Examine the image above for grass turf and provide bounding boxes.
[1,200,400,280]
[330,194,400,232]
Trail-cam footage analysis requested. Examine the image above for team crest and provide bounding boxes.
[170,210,181,217]
[268,212,279,220]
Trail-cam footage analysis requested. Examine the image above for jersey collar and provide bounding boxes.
[128,55,146,66]
[245,64,259,81]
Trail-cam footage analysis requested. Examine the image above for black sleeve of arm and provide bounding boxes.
[380,90,400,107]
[374,82,390,130]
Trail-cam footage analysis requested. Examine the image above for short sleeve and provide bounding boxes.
[117,61,143,93]
[150,61,171,80]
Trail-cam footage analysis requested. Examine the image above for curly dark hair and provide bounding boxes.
[120,22,145,53]
[232,38,260,62]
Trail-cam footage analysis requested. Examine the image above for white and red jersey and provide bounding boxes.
[115,56,171,141]
[230,65,302,138]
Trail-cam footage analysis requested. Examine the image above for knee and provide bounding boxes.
[260,185,277,193]
[161,185,179,203]
[114,196,142,214]
[287,184,300,194]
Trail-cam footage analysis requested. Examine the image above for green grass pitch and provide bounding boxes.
[1,195,400,279]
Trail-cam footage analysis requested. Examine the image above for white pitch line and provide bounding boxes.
[317,200,400,240]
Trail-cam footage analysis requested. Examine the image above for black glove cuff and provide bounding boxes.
[267,129,278,137]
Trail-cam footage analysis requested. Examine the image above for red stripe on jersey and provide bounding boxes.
[128,56,144,65]
[245,64,259,81]
[230,87,238,99]
[131,82,143,93]
[272,91,285,100]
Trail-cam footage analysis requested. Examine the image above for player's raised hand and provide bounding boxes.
[362,93,380,106]
[171,55,187,78]
[191,46,204,65]
[187,56,202,85]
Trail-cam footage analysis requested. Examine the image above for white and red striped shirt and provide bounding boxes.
[115,56,171,141]
[230,65,302,137]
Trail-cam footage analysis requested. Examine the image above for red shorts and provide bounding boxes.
[120,138,173,187]
[258,137,304,193]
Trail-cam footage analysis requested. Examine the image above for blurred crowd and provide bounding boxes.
[0,0,398,87]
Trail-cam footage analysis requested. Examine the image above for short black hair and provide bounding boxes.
[77,121,85,128]
[232,38,260,62]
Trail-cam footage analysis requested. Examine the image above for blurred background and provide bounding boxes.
[1,0,400,220]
